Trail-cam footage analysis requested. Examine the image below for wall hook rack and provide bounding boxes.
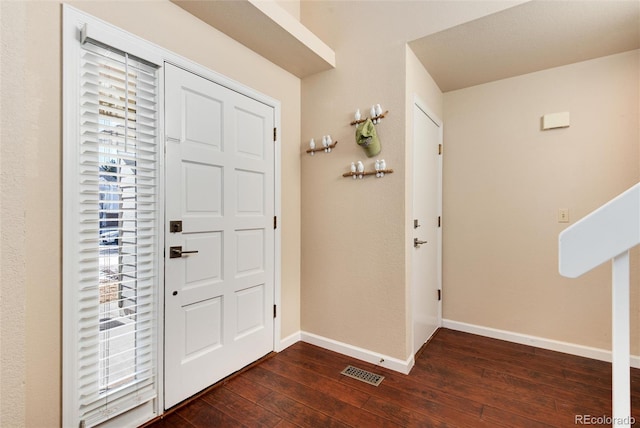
[306,141,338,155]
[350,107,389,126]
[343,160,393,179]
[342,169,394,179]
[350,111,389,126]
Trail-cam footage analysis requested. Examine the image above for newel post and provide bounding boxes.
[612,250,631,427]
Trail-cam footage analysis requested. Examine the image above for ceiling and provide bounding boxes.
[173,0,639,90]
[409,0,640,92]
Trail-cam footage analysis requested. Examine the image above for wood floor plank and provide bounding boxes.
[422,336,616,422]
[145,328,640,428]
[175,398,245,428]
[406,363,562,425]
[281,342,378,378]
[273,420,300,428]
[146,413,195,428]
[339,375,487,427]
[480,367,612,413]
[427,335,569,379]
[258,354,371,408]
[258,390,350,428]
[243,365,401,427]
[201,386,282,427]
[370,364,486,418]
[480,404,557,428]
[223,375,273,404]
[411,348,565,423]
[361,395,448,428]
[242,365,355,414]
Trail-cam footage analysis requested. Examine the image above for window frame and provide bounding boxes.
[63,6,165,427]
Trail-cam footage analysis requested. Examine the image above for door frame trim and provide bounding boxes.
[162,62,281,409]
[410,95,443,348]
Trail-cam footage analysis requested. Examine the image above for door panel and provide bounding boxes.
[236,170,265,215]
[164,63,274,409]
[235,284,266,337]
[412,103,442,355]
[183,162,222,213]
[236,229,265,275]
[184,233,222,285]
[183,298,223,357]
[236,108,267,159]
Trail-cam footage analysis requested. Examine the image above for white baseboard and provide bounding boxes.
[299,331,415,374]
[277,331,301,352]
[442,319,640,368]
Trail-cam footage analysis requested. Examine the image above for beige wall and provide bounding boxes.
[2,4,61,426]
[442,50,640,351]
[0,1,301,426]
[300,40,408,360]
[298,0,518,362]
[299,11,443,361]
[1,4,29,426]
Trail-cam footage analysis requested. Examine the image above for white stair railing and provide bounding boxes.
[559,183,640,428]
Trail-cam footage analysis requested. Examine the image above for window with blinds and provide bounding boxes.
[69,39,158,427]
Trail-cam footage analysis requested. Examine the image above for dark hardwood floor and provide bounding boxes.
[145,328,640,427]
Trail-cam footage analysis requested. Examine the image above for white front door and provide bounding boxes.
[164,64,275,408]
[411,101,442,355]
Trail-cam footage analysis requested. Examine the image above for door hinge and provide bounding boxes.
[273,304,277,318]
[274,127,277,142]
[274,216,277,229]
[438,144,442,155]
[437,289,442,301]
[438,216,441,228]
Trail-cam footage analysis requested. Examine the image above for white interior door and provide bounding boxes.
[164,64,275,408]
[412,101,442,355]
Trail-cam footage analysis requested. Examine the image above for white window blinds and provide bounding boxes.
[69,39,159,427]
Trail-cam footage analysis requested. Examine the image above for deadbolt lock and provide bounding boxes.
[170,220,182,233]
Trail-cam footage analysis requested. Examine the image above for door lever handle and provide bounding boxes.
[170,246,199,258]
[414,238,428,248]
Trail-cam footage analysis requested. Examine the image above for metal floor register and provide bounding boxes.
[340,365,385,386]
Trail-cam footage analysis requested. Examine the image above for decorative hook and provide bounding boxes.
[306,136,338,155]
[343,160,393,179]
[350,108,389,126]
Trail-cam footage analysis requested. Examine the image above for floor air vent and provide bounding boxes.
[340,365,384,386]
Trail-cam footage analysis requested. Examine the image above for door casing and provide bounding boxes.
[158,59,282,411]
[163,63,277,408]
[411,96,443,355]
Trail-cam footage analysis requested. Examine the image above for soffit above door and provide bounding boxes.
[171,0,336,78]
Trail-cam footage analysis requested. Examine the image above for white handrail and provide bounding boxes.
[559,182,640,428]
